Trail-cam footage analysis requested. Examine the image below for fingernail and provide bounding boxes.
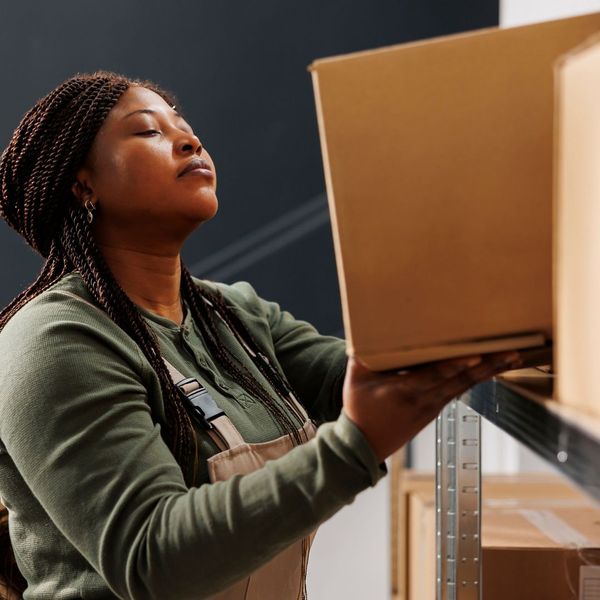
[497,353,522,370]
[462,356,482,368]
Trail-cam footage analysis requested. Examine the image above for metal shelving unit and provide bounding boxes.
[436,400,482,600]
[435,366,600,600]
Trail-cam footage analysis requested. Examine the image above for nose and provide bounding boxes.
[177,131,203,155]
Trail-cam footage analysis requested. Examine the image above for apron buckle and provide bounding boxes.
[175,378,226,430]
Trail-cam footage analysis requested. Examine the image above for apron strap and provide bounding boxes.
[163,357,245,452]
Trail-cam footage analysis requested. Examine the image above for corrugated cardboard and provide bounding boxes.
[389,449,407,600]
[309,13,600,370]
[555,33,600,418]
[392,471,592,600]
[391,470,433,600]
[409,482,600,600]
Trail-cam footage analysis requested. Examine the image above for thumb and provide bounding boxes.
[346,355,376,383]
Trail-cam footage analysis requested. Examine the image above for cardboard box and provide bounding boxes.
[392,471,595,600]
[410,489,600,600]
[309,13,600,370]
[555,33,600,418]
[390,467,432,600]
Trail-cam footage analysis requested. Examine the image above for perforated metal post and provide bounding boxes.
[436,398,482,600]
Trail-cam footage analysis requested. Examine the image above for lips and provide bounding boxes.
[178,158,212,177]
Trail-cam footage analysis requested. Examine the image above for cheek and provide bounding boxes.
[96,146,170,196]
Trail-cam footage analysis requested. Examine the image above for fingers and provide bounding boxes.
[346,356,374,382]
[396,355,484,392]
[348,354,482,392]
[349,350,521,396]
[343,350,523,460]
[347,350,523,405]
[420,351,522,410]
[349,350,521,380]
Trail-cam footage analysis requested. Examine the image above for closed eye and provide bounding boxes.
[135,130,161,136]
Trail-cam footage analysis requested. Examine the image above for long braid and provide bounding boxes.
[180,265,314,600]
[59,203,196,463]
[181,265,308,445]
[0,70,315,598]
[207,285,309,429]
[0,71,199,598]
[180,268,315,600]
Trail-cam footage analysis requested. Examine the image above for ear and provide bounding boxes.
[71,167,97,207]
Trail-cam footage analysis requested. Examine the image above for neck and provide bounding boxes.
[97,242,184,326]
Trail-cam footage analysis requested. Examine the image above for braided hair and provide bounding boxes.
[0,70,312,598]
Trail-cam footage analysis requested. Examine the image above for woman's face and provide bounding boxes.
[72,85,218,253]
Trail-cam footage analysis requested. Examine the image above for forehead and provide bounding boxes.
[106,86,175,123]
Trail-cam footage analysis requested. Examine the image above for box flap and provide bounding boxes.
[555,31,600,417]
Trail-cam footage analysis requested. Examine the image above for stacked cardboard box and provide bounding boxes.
[392,470,600,600]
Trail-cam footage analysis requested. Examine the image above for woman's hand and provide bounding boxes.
[342,351,522,463]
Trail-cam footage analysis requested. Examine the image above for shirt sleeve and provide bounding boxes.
[212,279,348,425]
[0,292,386,600]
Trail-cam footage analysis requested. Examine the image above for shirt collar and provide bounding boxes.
[134,297,193,332]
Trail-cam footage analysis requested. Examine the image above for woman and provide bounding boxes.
[0,71,521,599]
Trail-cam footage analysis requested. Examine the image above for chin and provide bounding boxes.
[191,194,219,222]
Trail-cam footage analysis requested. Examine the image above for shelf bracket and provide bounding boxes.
[436,398,482,600]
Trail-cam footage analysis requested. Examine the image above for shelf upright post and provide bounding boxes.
[436,398,482,600]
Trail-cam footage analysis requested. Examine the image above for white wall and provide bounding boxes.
[306,464,390,600]
[501,0,600,26]
[411,418,557,474]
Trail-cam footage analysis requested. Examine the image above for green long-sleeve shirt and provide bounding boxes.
[0,270,387,599]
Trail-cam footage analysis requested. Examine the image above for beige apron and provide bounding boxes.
[163,357,319,600]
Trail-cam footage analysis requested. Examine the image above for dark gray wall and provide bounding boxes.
[0,0,498,336]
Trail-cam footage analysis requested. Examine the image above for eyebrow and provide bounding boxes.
[122,108,182,120]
